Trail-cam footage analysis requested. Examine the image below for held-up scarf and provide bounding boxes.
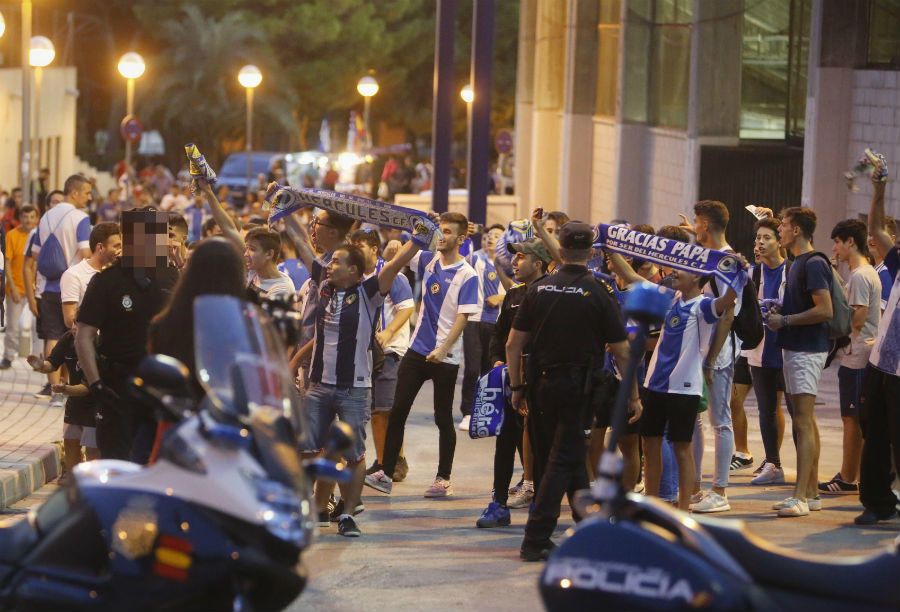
[184,143,217,195]
[263,183,438,248]
[593,224,749,293]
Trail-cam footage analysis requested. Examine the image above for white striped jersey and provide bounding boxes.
[468,249,505,324]
[366,259,415,357]
[644,291,721,396]
[409,251,480,365]
[309,272,384,388]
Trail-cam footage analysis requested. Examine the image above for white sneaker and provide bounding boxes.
[690,490,709,505]
[49,393,65,408]
[777,497,809,517]
[424,477,452,498]
[507,482,534,509]
[458,415,471,431]
[363,470,393,494]
[751,463,786,486]
[807,496,822,511]
[690,491,730,513]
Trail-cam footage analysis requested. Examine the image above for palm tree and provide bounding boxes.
[140,5,295,168]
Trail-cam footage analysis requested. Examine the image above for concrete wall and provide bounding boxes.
[846,70,900,219]
[0,67,78,191]
[643,128,690,228]
[590,119,618,222]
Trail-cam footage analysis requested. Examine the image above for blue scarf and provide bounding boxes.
[264,183,437,249]
[593,223,748,293]
[469,364,510,439]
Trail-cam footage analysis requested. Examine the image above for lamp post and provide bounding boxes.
[238,64,262,193]
[356,74,379,150]
[20,1,32,204]
[117,52,145,168]
[29,36,54,178]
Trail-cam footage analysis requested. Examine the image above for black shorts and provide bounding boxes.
[734,355,752,386]
[639,388,699,443]
[64,397,97,428]
[593,375,640,435]
[38,291,67,341]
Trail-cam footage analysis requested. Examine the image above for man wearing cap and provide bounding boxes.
[506,222,641,561]
[475,238,552,529]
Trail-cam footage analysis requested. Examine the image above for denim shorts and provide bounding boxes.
[302,383,371,462]
[372,353,401,413]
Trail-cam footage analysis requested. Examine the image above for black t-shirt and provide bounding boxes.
[77,263,179,366]
[512,264,627,369]
[490,279,540,365]
[47,330,93,422]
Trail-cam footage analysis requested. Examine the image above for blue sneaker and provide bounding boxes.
[476,502,511,528]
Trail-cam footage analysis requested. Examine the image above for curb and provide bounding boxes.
[0,440,62,509]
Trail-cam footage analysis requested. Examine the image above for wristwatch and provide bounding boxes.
[783,314,791,327]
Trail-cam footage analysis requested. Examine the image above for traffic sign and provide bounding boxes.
[120,115,144,144]
[494,129,513,154]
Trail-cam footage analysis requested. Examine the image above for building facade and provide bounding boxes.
[514,0,900,253]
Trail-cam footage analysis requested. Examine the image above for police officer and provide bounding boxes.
[506,221,641,561]
[75,209,179,462]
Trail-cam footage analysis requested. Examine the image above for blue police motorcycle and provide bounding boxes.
[0,295,349,611]
[540,282,900,611]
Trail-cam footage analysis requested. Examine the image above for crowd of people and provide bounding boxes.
[0,152,898,561]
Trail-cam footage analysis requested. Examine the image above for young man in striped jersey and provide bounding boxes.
[302,239,421,537]
[366,212,480,498]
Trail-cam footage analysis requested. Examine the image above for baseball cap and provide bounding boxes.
[507,238,552,264]
[557,221,594,250]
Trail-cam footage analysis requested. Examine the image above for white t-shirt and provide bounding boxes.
[248,271,296,299]
[159,193,188,213]
[839,264,882,370]
[60,259,101,306]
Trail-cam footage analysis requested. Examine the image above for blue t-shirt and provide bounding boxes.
[759,262,786,368]
[778,252,831,353]
[278,258,310,292]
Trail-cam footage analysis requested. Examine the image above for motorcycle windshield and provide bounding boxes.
[194,295,296,422]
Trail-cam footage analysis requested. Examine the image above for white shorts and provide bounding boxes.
[63,424,97,448]
[782,349,827,396]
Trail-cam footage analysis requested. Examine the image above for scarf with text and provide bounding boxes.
[263,183,437,248]
[594,224,748,293]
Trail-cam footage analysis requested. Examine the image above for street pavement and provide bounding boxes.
[0,347,897,611]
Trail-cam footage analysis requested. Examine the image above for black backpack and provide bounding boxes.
[711,275,764,351]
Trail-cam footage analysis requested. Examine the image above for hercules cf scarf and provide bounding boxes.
[594,224,749,293]
[263,183,438,248]
[184,143,218,195]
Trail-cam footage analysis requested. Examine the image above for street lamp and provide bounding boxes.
[356,74,378,150]
[0,12,6,39]
[30,36,54,185]
[460,84,474,104]
[238,64,262,191]
[118,52,145,167]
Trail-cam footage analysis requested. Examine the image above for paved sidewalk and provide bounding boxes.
[0,358,62,508]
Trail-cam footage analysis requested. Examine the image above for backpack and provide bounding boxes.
[799,252,852,341]
[36,208,77,282]
[711,273,764,351]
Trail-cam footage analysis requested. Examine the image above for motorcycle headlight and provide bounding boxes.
[252,477,311,549]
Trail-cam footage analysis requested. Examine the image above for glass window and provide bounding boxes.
[740,0,809,140]
[595,0,622,116]
[648,0,692,128]
[868,0,900,67]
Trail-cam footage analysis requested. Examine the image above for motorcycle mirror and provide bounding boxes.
[303,457,352,484]
[136,354,192,396]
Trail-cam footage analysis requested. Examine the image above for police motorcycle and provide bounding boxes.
[0,295,351,611]
[540,282,900,612]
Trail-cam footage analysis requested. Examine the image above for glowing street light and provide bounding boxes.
[117,52,146,80]
[239,65,263,189]
[0,12,6,39]
[460,84,474,104]
[356,75,378,150]
[118,52,145,168]
[29,35,54,67]
[30,36,55,174]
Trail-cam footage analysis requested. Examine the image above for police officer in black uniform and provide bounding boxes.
[506,221,642,561]
[75,209,179,462]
